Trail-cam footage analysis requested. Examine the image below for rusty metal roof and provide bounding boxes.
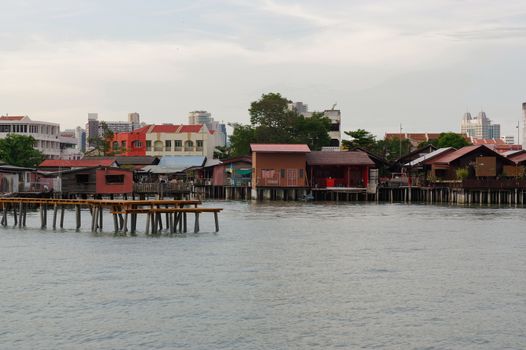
[306,151,374,166]
[250,144,310,153]
[427,145,512,165]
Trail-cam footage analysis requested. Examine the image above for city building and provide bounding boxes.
[59,130,82,160]
[188,111,227,147]
[85,112,144,147]
[0,115,61,159]
[501,135,515,145]
[86,113,99,147]
[288,102,342,148]
[461,111,501,139]
[111,124,220,158]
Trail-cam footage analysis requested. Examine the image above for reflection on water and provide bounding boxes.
[1,201,525,349]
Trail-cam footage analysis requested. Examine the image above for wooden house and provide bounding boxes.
[39,159,118,172]
[250,144,310,200]
[306,151,374,188]
[55,166,133,196]
[425,145,515,180]
[212,156,252,187]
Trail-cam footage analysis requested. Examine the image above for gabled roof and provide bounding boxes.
[142,156,206,174]
[508,152,526,164]
[82,156,159,166]
[43,166,132,176]
[179,124,204,133]
[250,144,310,153]
[221,156,252,165]
[471,138,506,145]
[428,145,513,165]
[39,159,117,168]
[0,115,26,121]
[151,124,180,133]
[306,151,374,166]
[350,147,390,165]
[395,144,437,163]
[404,147,455,167]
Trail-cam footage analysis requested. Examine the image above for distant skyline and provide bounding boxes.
[1,0,526,138]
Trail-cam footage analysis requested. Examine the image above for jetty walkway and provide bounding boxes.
[0,198,222,235]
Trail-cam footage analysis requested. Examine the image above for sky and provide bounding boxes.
[1,0,526,138]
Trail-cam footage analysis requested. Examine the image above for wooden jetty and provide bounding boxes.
[0,198,222,235]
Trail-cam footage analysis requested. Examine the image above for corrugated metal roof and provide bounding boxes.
[39,159,116,168]
[250,144,310,153]
[405,147,455,167]
[82,156,159,165]
[428,145,511,165]
[509,152,526,164]
[306,151,374,166]
[142,156,206,174]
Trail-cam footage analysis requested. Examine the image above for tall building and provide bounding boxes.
[128,112,141,130]
[288,101,342,147]
[522,103,526,148]
[0,115,61,159]
[461,111,500,139]
[86,113,100,146]
[188,111,227,148]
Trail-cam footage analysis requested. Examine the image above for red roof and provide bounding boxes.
[250,144,310,153]
[180,125,203,133]
[39,159,116,168]
[0,116,25,121]
[509,152,526,164]
[132,125,151,133]
[151,124,180,133]
[427,145,512,165]
[472,138,506,145]
[307,151,374,166]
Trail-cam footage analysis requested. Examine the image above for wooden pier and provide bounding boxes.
[0,198,222,235]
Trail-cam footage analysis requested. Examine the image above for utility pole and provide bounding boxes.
[517,120,520,146]
[399,123,403,159]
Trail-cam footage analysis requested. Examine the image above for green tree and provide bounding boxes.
[294,112,331,151]
[229,93,332,155]
[376,137,412,161]
[0,134,44,167]
[88,122,114,155]
[229,123,256,157]
[436,132,471,149]
[342,129,377,150]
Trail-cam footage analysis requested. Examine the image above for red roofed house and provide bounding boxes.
[425,145,515,180]
[470,138,522,153]
[250,144,310,200]
[39,159,117,171]
[306,151,375,188]
[111,124,223,158]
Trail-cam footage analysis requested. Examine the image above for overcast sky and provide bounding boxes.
[1,0,525,138]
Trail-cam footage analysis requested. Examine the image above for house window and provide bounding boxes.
[75,174,90,183]
[299,169,304,179]
[184,140,194,151]
[112,141,119,150]
[132,140,142,148]
[146,140,151,151]
[165,140,171,151]
[154,140,163,152]
[196,140,203,151]
[121,141,126,149]
[174,140,182,151]
[105,174,125,184]
[280,169,285,178]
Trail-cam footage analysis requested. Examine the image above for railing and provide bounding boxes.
[427,178,526,189]
[134,182,192,194]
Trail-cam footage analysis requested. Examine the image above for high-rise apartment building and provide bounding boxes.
[188,111,227,147]
[461,111,500,139]
[288,101,342,147]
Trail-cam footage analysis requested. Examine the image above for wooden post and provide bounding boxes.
[214,212,219,232]
[52,204,58,229]
[76,205,81,230]
[13,205,18,227]
[2,204,7,226]
[194,212,199,233]
[123,213,128,234]
[60,206,65,229]
[18,202,23,228]
[98,206,103,231]
[91,206,98,232]
[113,208,119,234]
[145,211,151,235]
[183,213,187,233]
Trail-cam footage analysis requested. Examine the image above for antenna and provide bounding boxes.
[331,103,337,110]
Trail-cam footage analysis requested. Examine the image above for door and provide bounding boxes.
[287,169,298,187]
